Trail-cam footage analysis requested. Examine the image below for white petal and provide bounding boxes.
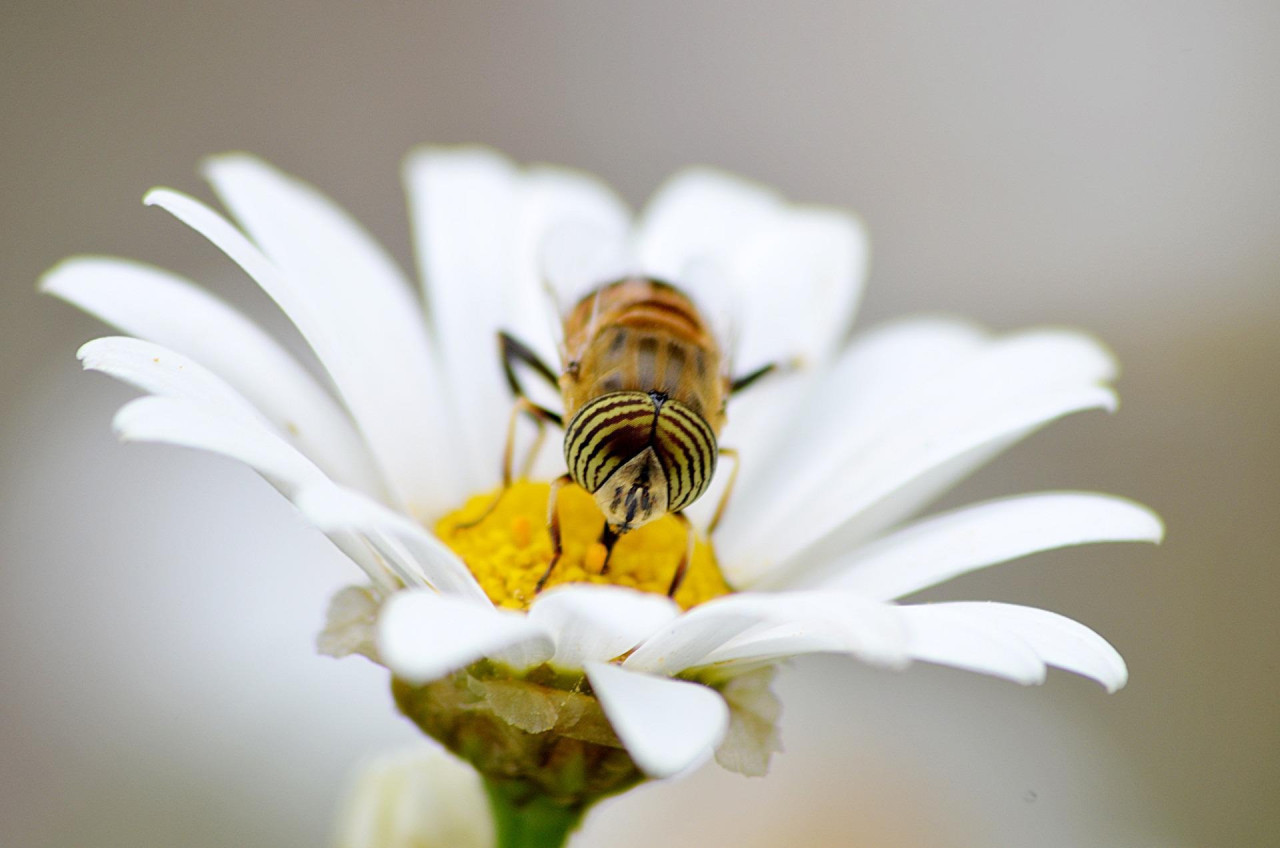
[636,169,866,409]
[378,590,552,684]
[623,594,783,676]
[405,146,520,492]
[636,167,783,286]
[898,604,1047,686]
[694,592,911,671]
[722,317,988,528]
[936,602,1128,692]
[585,661,728,778]
[293,484,489,604]
[727,327,1121,585]
[113,395,330,496]
[191,158,457,515]
[528,585,680,670]
[774,385,1119,580]
[41,256,379,493]
[809,492,1164,599]
[725,207,868,375]
[515,165,633,360]
[334,746,492,848]
[76,323,404,591]
[79,337,267,424]
[900,603,1128,692]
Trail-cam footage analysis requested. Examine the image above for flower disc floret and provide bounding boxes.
[437,481,731,611]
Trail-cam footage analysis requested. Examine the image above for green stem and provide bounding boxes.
[484,779,587,848]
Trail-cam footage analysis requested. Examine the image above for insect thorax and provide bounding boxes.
[563,391,717,531]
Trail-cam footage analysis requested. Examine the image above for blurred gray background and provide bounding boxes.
[3,2,1277,846]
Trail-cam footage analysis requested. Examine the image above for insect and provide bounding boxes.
[469,277,781,596]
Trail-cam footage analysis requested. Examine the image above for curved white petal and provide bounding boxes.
[726,328,1120,580]
[623,594,783,676]
[293,484,489,603]
[405,147,520,492]
[189,157,456,515]
[585,661,728,778]
[41,256,379,493]
[113,395,331,496]
[515,165,633,358]
[898,604,1047,685]
[772,385,1119,582]
[110,396,394,586]
[334,746,493,848]
[379,590,553,684]
[726,330,1120,585]
[722,317,989,526]
[79,337,268,424]
[934,602,1128,692]
[528,585,680,669]
[694,592,911,671]
[636,171,866,462]
[725,207,867,374]
[808,492,1164,599]
[636,167,783,287]
[403,149,632,487]
[900,603,1128,692]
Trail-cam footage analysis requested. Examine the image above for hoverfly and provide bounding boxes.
[473,277,781,596]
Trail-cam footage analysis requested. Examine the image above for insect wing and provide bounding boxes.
[538,217,636,365]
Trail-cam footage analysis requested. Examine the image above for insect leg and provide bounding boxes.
[596,523,621,575]
[535,474,573,593]
[500,331,563,399]
[666,512,695,598]
[729,356,802,395]
[498,331,563,479]
[454,398,560,532]
[706,446,739,535]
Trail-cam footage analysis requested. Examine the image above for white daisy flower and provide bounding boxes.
[44,148,1161,807]
[335,746,492,848]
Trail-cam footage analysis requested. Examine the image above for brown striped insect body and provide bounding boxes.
[483,277,775,595]
[560,278,727,534]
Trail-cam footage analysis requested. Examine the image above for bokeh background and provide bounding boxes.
[3,2,1276,846]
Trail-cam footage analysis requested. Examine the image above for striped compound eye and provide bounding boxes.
[564,392,717,528]
[651,397,717,512]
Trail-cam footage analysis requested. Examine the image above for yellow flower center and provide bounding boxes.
[435,480,732,611]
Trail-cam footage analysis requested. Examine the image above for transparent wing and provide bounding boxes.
[538,216,636,365]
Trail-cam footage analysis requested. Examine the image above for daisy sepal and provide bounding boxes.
[379,590,554,685]
[526,585,681,670]
[584,661,729,779]
[40,257,378,493]
[805,491,1164,599]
